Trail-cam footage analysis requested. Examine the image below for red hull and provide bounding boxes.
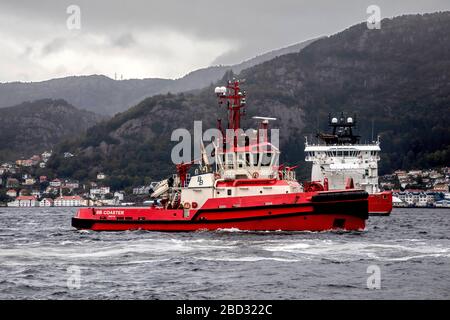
[73,213,365,232]
[368,191,392,216]
[72,191,369,232]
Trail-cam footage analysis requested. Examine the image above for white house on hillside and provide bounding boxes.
[6,189,17,198]
[97,173,106,180]
[49,179,62,187]
[90,187,110,198]
[114,192,124,201]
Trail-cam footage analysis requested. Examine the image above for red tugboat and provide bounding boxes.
[72,80,369,231]
[304,113,392,216]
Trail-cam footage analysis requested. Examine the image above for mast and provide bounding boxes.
[317,112,360,145]
[215,79,246,132]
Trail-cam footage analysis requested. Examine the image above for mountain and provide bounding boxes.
[0,99,105,162]
[228,39,322,74]
[0,39,317,116]
[0,76,173,117]
[47,12,450,189]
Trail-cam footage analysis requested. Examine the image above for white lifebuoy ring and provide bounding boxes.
[184,202,191,209]
[252,172,259,179]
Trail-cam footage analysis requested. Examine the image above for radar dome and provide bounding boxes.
[214,86,227,95]
[331,117,338,124]
[347,117,353,123]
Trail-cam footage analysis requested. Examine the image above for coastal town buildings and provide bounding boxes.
[54,196,83,207]
[63,180,79,190]
[6,178,19,188]
[23,178,36,186]
[49,179,62,187]
[6,189,17,198]
[7,195,38,207]
[97,173,106,180]
[90,187,110,198]
[2,148,447,209]
[39,198,54,207]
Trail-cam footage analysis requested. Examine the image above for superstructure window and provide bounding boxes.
[251,153,259,166]
[237,153,245,168]
[225,153,234,169]
[261,153,272,166]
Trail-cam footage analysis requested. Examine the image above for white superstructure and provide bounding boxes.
[304,114,381,194]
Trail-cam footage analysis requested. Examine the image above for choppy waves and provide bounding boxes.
[0,208,449,299]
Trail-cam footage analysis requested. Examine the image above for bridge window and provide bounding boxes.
[271,153,279,167]
[251,153,259,166]
[261,153,272,166]
[225,153,234,168]
[237,153,245,168]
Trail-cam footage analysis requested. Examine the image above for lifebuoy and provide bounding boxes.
[192,202,198,209]
[252,172,259,179]
[184,202,191,209]
[214,172,221,179]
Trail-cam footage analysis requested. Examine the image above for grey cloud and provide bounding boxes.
[1,0,450,81]
[111,33,137,48]
[42,38,67,56]
[211,45,259,66]
[21,46,34,58]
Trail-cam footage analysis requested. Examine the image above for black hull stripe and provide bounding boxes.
[369,212,392,216]
[72,207,367,229]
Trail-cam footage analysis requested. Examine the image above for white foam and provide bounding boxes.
[257,238,450,262]
[195,256,299,262]
[121,259,170,265]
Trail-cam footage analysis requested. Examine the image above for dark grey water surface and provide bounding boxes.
[0,208,449,299]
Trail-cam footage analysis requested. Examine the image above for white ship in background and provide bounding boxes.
[304,113,392,215]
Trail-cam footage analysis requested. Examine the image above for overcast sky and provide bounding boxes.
[1,0,449,82]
